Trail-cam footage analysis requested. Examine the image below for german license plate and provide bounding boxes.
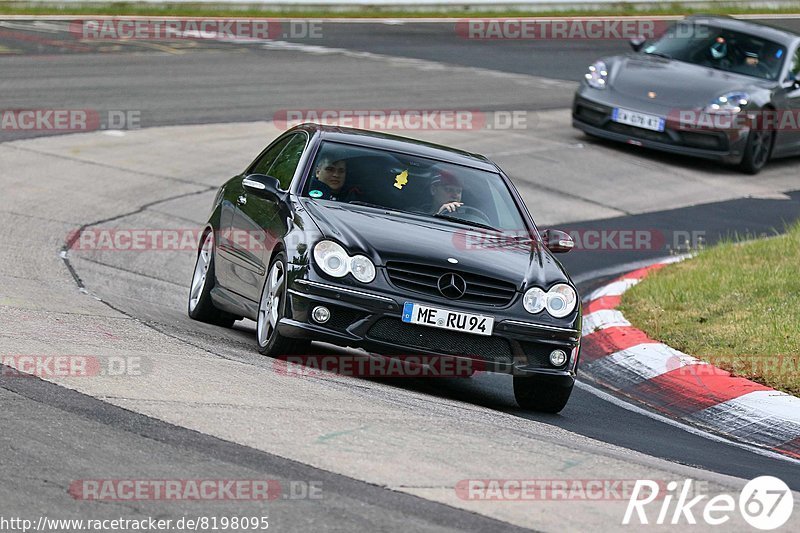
[612,107,665,132]
[401,302,494,336]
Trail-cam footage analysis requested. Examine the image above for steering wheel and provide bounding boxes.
[453,205,494,226]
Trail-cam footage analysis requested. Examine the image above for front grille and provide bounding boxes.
[575,105,607,126]
[606,122,673,143]
[602,119,728,152]
[385,261,516,306]
[367,318,513,364]
[678,130,727,151]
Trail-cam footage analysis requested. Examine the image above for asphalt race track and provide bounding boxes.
[1,18,800,531]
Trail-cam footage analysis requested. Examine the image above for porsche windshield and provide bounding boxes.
[302,141,527,232]
[644,22,787,81]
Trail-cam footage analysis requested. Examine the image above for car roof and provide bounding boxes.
[683,15,800,47]
[290,123,499,172]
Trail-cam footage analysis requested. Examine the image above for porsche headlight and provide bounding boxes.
[704,92,750,114]
[350,255,376,283]
[524,284,577,318]
[584,61,609,89]
[313,240,376,283]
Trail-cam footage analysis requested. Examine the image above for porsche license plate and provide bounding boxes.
[612,108,665,132]
[401,302,494,336]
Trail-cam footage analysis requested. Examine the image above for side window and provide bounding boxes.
[267,134,308,190]
[792,47,800,77]
[248,137,292,176]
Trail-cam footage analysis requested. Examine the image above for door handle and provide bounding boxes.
[237,195,247,206]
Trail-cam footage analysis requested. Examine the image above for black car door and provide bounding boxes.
[773,45,800,156]
[228,132,309,301]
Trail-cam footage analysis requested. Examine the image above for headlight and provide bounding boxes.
[523,284,577,318]
[313,240,376,283]
[546,284,577,318]
[704,92,750,114]
[584,61,608,89]
[523,287,546,314]
[350,255,376,283]
[313,240,349,277]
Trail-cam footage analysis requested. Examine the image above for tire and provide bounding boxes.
[256,252,310,357]
[188,230,238,328]
[739,113,775,175]
[513,376,573,413]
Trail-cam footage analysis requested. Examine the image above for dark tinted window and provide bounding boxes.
[268,134,307,190]
[644,22,787,81]
[248,136,292,176]
[302,141,526,232]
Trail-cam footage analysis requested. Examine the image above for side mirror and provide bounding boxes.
[782,74,800,90]
[629,36,646,52]
[541,229,574,254]
[242,174,283,201]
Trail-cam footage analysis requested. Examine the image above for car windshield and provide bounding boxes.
[302,141,528,232]
[644,22,787,81]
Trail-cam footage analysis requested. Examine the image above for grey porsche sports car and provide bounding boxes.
[573,15,800,173]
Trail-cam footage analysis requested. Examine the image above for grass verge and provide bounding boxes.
[3,2,800,18]
[619,222,800,396]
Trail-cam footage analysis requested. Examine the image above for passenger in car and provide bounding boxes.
[308,156,361,201]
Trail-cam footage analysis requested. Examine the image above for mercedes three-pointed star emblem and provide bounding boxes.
[437,273,467,299]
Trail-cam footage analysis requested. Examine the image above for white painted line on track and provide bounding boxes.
[575,380,800,465]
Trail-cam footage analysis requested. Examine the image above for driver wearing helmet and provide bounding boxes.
[427,170,464,214]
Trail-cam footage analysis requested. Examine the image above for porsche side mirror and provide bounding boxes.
[242,174,283,201]
[629,36,646,52]
[541,229,574,254]
[782,75,800,90]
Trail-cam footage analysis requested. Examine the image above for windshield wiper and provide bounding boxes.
[646,51,672,59]
[432,213,501,233]
[348,200,405,214]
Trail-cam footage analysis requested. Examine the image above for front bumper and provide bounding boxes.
[572,92,749,164]
[279,269,580,380]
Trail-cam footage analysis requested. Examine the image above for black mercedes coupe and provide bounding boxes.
[573,15,800,173]
[188,124,581,412]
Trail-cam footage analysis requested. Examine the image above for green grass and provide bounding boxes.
[620,223,800,396]
[3,2,800,18]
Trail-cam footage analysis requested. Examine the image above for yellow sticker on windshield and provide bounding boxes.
[394,170,409,190]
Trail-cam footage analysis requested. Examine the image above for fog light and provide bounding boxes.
[549,349,568,367]
[312,306,330,324]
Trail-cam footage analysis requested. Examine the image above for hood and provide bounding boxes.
[302,200,569,290]
[608,54,770,107]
